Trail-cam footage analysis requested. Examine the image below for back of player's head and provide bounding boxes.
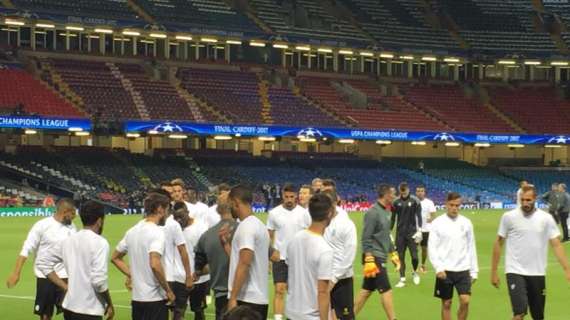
[218,183,231,193]
[282,183,296,194]
[172,201,188,215]
[148,188,172,200]
[446,192,462,202]
[171,178,186,189]
[79,201,105,226]
[229,185,253,205]
[217,202,232,216]
[377,184,392,199]
[552,182,559,189]
[222,305,262,320]
[309,193,333,222]
[399,182,409,192]
[144,192,171,215]
[56,197,75,212]
[521,184,537,196]
[320,188,338,204]
[321,179,336,190]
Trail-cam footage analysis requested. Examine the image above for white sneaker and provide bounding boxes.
[395,280,406,288]
[413,272,421,285]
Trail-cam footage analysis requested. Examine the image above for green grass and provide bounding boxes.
[1,210,569,319]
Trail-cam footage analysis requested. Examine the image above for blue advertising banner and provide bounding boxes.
[124,120,570,145]
[0,116,91,131]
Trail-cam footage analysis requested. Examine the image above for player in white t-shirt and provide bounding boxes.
[491,185,570,320]
[267,183,312,320]
[299,184,313,210]
[416,185,437,274]
[6,198,77,320]
[286,193,334,320]
[227,185,270,320]
[206,183,231,229]
[112,192,174,320]
[186,186,210,223]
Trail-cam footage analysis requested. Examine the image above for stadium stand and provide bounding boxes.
[10,0,140,21]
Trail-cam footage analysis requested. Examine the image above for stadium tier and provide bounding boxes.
[11,0,140,21]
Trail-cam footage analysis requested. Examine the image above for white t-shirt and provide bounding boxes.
[186,201,210,223]
[286,230,333,320]
[19,216,77,278]
[228,215,270,305]
[206,204,221,229]
[163,216,187,282]
[267,205,311,260]
[116,220,166,302]
[420,198,437,232]
[181,220,210,284]
[324,207,357,283]
[37,229,109,316]
[498,208,560,276]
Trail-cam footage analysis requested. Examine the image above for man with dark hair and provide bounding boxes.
[416,185,437,273]
[557,183,570,242]
[299,185,313,210]
[541,183,562,224]
[37,201,114,320]
[111,193,174,320]
[227,185,270,319]
[7,198,77,320]
[312,178,323,194]
[187,185,210,224]
[355,184,397,320]
[267,183,311,320]
[207,183,231,228]
[195,200,237,320]
[321,184,357,320]
[492,185,570,320]
[392,182,423,288]
[286,193,334,320]
[429,192,478,320]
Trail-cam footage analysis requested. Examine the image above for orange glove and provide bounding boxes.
[390,251,401,272]
[363,256,380,278]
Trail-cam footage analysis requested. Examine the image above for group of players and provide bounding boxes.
[4,177,570,320]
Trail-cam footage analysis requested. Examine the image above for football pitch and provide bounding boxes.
[1,209,569,319]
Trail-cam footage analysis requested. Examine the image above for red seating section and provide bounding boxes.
[0,68,83,117]
[403,84,514,133]
[488,86,570,134]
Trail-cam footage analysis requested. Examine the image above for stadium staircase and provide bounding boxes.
[106,62,151,120]
[291,82,354,127]
[37,61,86,115]
[473,84,526,134]
[257,74,274,124]
[172,78,206,123]
[126,0,156,24]
[1,0,14,8]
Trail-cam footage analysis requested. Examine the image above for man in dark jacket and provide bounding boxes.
[558,183,570,242]
[391,182,422,288]
[542,183,562,223]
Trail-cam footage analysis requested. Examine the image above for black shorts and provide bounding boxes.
[331,277,354,320]
[420,232,430,247]
[506,273,546,320]
[236,301,268,320]
[214,295,228,320]
[434,270,472,300]
[361,257,391,293]
[272,260,288,284]
[34,277,66,317]
[169,282,190,311]
[63,309,102,320]
[132,300,168,320]
[189,281,209,312]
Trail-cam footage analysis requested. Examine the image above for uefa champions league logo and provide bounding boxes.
[297,127,323,139]
[547,136,569,144]
[150,122,183,133]
[433,132,456,141]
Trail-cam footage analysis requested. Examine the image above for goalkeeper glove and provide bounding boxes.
[390,251,401,271]
[363,256,380,278]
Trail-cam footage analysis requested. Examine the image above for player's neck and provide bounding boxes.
[237,208,253,221]
[378,198,390,207]
[308,222,326,235]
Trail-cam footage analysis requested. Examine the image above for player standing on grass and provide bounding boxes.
[491,184,570,320]
[37,201,114,320]
[186,185,211,223]
[267,183,311,320]
[416,185,437,273]
[428,192,478,320]
[6,198,77,320]
[206,183,231,228]
[299,184,313,210]
[285,193,334,320]
[111,192,174,320]
[227,185,270,319]
[392,182,423,288]
[355,184,397,320]
[320,180,357,320]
